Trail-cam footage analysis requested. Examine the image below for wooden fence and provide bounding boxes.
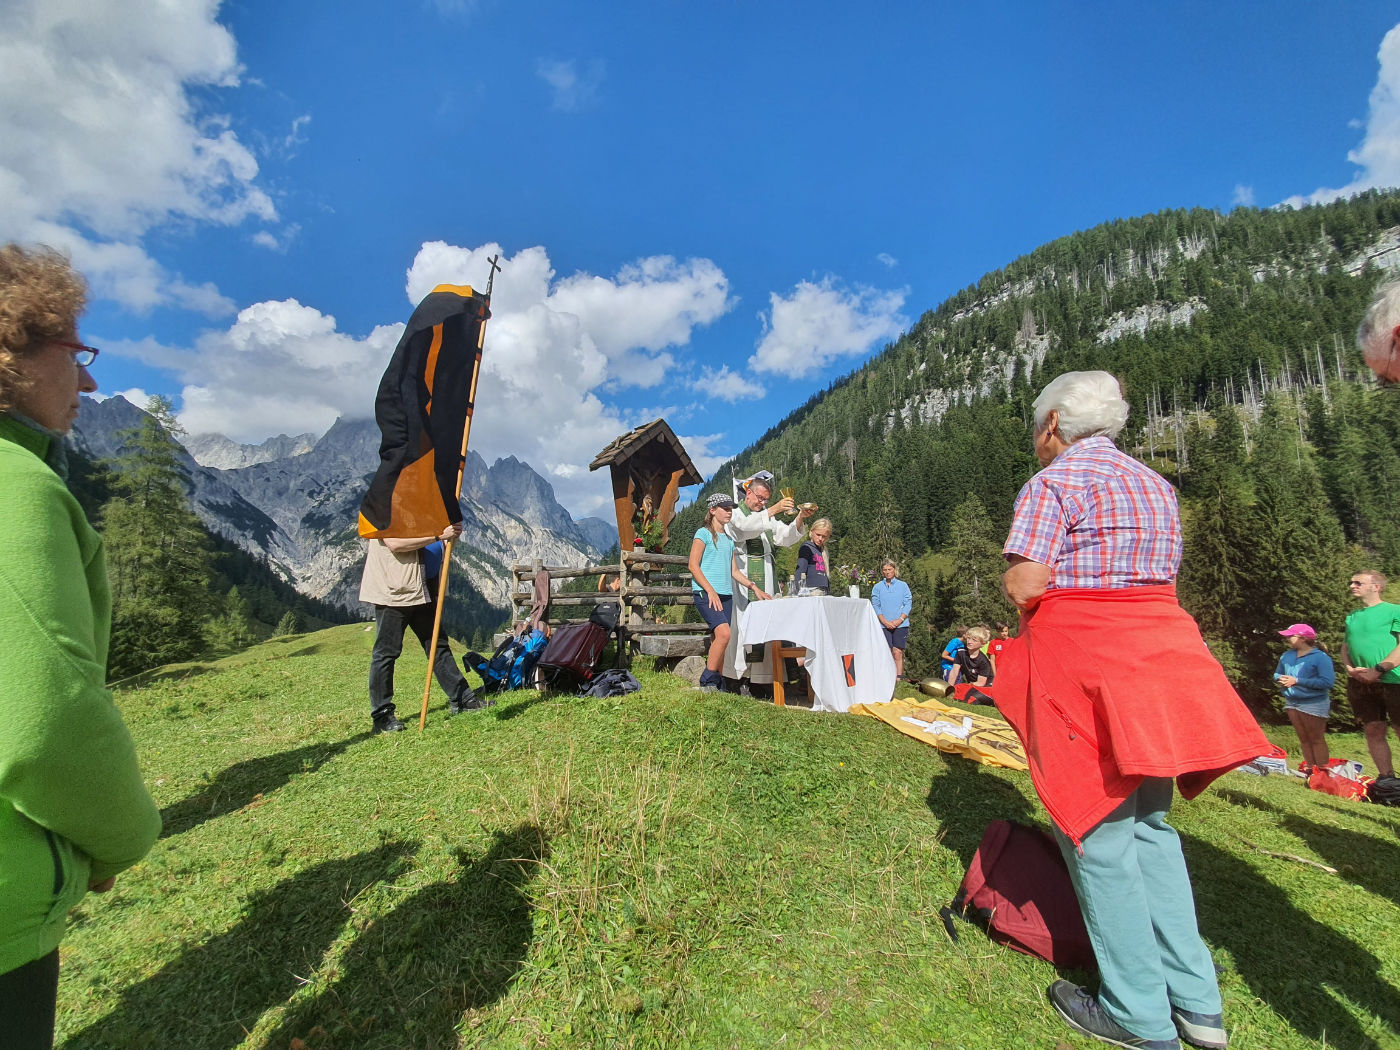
[508,549,709,666]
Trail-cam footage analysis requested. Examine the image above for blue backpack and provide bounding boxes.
[467,629,549,693]
[510,629,549,689]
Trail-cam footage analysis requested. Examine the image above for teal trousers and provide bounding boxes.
[1054,777,1222,1042]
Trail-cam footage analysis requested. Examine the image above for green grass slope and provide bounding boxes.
[55,626,1400,1049]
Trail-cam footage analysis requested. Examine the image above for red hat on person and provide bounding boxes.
[1278,623,1317,639]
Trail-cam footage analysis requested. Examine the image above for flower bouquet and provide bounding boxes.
[838,564,876,598]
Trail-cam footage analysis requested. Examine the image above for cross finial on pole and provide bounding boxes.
[485,254,502,298]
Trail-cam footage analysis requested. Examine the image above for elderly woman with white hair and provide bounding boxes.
[1357,276,1400,384]
[995,370,1267,1050]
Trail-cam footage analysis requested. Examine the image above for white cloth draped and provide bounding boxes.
[737,596,896,711]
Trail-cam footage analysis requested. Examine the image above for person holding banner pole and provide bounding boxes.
[359,526,485,733]
[355,261,499,730]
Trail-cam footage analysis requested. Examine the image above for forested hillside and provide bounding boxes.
[668,191,1400,708]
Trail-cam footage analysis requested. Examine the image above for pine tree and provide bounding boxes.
[102,396,213,678]
[274,610,302,636]
[206,585,259,653]
[940,494,1017,631]
[1177,405,1255,679]
[1242,392,1354,698]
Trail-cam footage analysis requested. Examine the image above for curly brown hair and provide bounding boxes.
[0,244,87,412]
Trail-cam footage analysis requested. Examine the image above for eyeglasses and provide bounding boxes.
[51,340,99,367]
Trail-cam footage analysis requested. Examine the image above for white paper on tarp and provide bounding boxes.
[737,595,896,712]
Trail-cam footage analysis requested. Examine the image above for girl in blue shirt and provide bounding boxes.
[689,493,761,692]
[1273,623,1336,772]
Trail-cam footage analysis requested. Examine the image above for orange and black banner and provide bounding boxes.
[357,284,490,539]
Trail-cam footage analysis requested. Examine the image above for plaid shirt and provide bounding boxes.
[1003,436,1181,590]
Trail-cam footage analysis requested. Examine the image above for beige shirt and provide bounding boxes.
[358,539,428,607]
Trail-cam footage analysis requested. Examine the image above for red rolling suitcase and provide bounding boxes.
[536,602,618,689]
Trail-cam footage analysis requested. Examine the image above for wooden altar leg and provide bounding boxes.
[770,640,786,707]
[768,641,809,708]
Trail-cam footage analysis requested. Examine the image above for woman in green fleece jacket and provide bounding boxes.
[0,245,161,1049]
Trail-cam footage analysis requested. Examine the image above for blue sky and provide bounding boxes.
[3,1,1399,514]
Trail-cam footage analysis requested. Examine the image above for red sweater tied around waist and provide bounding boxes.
[993,584,1269,844]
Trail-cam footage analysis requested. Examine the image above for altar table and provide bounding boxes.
[736,595,896,712]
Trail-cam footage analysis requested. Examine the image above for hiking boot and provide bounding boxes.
[371,705,405,734]
[1048,981,1182,1049]
[1171,1007,1228,1049]
[450,692,496,714]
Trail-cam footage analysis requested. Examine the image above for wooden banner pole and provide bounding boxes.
[419,257,499,730]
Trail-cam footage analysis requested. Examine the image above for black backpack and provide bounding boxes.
[1368,776,1400,807]
[589,601,621,632]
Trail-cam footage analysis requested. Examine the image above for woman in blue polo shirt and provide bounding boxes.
[871,559,913,679]
[689,493,763,692]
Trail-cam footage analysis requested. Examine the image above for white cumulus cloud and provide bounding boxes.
[876,252,899,268]
[1282,23,1400,207]
[0,0,276,313]
[691,365,765,402]
[749,277,907,377]
[140,241,734,514]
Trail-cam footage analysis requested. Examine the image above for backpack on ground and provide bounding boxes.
[941,819,1095,969]
[465,633,526,693]
[1308,763,1370,801]
[581,669,641,698]
[466,627,549,694]
[1368,775,1400,807]
[509,629,549,689]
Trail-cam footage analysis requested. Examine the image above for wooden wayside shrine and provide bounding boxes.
[589,418,703,554]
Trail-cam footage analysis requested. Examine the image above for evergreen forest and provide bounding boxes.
[69,397,354,680]
[666,190,1400,715]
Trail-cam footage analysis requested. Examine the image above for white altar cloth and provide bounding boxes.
[736,596,896,712]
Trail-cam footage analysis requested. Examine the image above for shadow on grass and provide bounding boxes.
[264,822,551,1050]
[60,841,415,1050]
[923,757,1037,867]
[1281,814,1400,909]
[491,692,553,722]
[1184,831,1400,1049]
[110,663,218,690]
[1213,788,1283,815]
[160,734,369,838]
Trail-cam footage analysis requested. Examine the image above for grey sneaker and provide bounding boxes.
[1048,981,1182,1050]
[449,693,496,714]
[1172,1007,1227,1049]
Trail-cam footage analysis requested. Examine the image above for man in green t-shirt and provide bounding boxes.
[1342,569,1400,784]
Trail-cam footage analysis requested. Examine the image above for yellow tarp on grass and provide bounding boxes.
[851,696,1028,770]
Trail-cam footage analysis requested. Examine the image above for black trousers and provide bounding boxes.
[0,949,59,1050]
[368,600,472,713]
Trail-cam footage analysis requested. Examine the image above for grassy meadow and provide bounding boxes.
[54,625,1400,1049]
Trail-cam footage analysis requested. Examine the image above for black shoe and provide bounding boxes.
[449,692,496,714]
[1048,981,1182,1049]
[372,705,406,734]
